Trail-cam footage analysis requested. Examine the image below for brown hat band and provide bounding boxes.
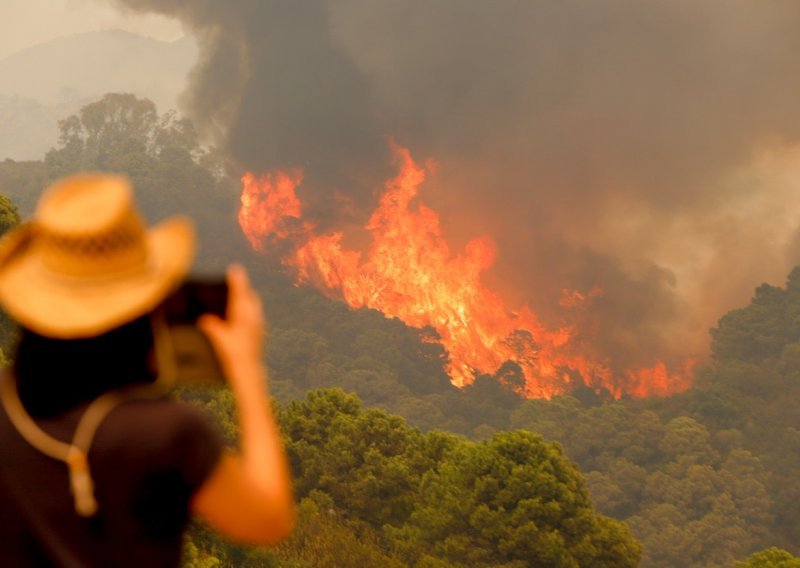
[38,210,149,279]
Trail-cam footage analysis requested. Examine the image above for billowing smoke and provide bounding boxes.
[111,0,800,370]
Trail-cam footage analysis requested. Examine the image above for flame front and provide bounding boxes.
[239,142,694,398]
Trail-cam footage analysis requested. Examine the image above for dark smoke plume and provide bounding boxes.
[112,0,800,369]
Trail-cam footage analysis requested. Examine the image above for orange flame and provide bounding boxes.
[238,142,694,399]
[238,170,305,251]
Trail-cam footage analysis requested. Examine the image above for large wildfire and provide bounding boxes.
[113,1,800,399]
[238,141,695,399]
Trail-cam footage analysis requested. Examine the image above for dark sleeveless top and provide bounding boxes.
[0,320,224,567]
[0,390,223,567]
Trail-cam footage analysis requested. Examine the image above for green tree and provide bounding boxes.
[738,547,800,568]
[395,430,641,567]
[182,539,222,568]
[710,272,800,366]
[43,93,242,272]
[49,93,158,173]
[0,193,19,234]
[272,494,405,568]
[279,389,449,530]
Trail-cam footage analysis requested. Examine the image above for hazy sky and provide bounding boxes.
[0,0,182,59]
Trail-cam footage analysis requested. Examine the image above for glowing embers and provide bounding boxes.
[238,142,694,399]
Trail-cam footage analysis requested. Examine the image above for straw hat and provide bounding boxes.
[0,173,195,338]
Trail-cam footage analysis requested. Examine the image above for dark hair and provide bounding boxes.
[13,316,157,417]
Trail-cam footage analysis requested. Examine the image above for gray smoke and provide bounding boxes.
[111,0,800,371]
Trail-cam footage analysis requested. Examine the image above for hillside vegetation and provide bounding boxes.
[2,94,800,566]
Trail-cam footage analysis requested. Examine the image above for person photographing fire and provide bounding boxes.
[0,174,294,566]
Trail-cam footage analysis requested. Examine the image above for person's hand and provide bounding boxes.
[192,266,294,545]
[198,265,266,388]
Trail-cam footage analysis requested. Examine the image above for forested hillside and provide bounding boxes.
[3,94,800,566]
[183,389,640,567]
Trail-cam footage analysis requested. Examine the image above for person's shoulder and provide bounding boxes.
[97,397,220,455]
[90,396,226,496]
[117,396,210,423]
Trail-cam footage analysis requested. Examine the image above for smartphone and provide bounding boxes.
[160,279,229,385]
[164,280,228,323]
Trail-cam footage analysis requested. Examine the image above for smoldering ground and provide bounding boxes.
[110,0,800,371]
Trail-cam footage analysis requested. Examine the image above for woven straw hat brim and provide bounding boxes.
[0,217,195,338]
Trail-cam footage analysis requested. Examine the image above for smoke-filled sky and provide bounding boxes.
[105,0,800,369]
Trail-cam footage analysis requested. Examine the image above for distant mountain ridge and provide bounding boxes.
[0,30,197,160]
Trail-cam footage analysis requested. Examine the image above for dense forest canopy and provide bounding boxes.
[2,94,800,566]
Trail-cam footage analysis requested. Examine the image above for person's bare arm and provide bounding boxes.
[190,265,294,545]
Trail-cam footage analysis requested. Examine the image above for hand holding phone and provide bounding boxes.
[197,265,267,390]
[160,278,229,385]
